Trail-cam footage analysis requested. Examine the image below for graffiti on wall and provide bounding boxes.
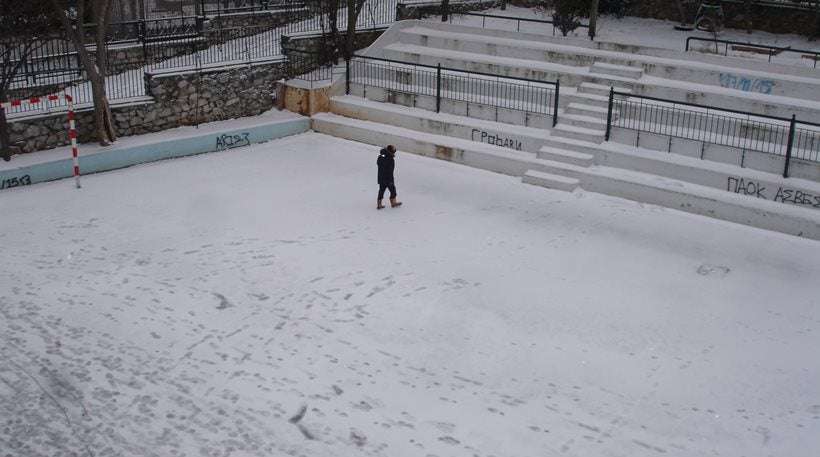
[719,73,775,94]
[0,174,32,190]
[471,129,522,151]
[215,132,251,150]
[727,177,820,208]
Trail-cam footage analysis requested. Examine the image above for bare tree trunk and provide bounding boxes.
[51,0,117,146]
[95,0,117,143]
[743,0,753,33]
[90,78,115,144]
[588,0,599,40]
[675,0,688,25]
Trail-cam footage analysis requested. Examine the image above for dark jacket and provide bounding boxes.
[377,148,395,185]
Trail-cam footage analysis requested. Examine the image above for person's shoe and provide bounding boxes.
[377,199,385,210]
[390,197,402,208]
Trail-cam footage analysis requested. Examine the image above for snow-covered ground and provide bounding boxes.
[436,6,820,68]
[1,132,819,457]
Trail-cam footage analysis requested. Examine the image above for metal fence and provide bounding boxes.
[5,1,398,117]
[446,11,590,37]
[685,36,820,68]
[604,89,820,177]
[347,55,559,123]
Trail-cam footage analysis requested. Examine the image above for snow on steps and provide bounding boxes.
[312,112,820,239]
[522,170,579,192]
[537,146,595,167]
[559,113,605,130]
[578,82,631,97]
[552,123,605,143]
[590,62,644,80]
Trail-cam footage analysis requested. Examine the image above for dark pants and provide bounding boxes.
[378,182,397,200]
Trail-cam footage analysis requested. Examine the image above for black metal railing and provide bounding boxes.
[447,11,589,37]
[685,36,820,68]
[284,48,345,87]
[346,54,559,124]
[604,88,820,177]
[202,0,307,16]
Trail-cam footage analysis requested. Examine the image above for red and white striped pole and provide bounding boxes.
[64,90,81,189]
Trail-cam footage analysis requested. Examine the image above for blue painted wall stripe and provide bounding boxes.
[0,118,310,192]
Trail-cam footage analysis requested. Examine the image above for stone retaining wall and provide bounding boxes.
[8,60,285,154]
[396,0,500,20]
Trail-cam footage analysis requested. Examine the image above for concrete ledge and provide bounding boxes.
[0,116,309,191]
[330,95,551,153]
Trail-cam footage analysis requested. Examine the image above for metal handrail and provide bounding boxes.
[351,54,559,88]
[452,11,590,29]
[613,90,820,127]
[685,36,820,68]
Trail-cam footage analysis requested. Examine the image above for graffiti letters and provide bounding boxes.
[0,174,32,190]
[727,177,820,208]
[471,129,522,151]
[719,73,775,94]
[215,132,251,150]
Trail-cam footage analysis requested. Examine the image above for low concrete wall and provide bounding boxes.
[7,59,285,156]
[0,117,309,191]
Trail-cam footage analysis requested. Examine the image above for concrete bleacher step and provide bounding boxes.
[590,62,644,80]
[552,123,605,143]
[559,113,605,130]
[541,135,604,156]
[566,102,609,120]
[522,170,580,192]
[564,91,610,108]
[537,145,595,167]
[329,95,550,152]
[578,82,631,97]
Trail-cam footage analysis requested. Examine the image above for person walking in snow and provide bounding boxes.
[377,145,402,210]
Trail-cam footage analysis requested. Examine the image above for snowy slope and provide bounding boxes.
[1,132,818,457]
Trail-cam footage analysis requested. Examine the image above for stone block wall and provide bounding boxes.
[396,0,500,20]
[206,9,303,30]
[7,60,285,155]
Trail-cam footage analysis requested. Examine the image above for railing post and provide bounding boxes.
[783,114,796,178]
[552,79,560,127]
[436,63,441,113]
[605,87,614,141]
[345,57,351,95]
